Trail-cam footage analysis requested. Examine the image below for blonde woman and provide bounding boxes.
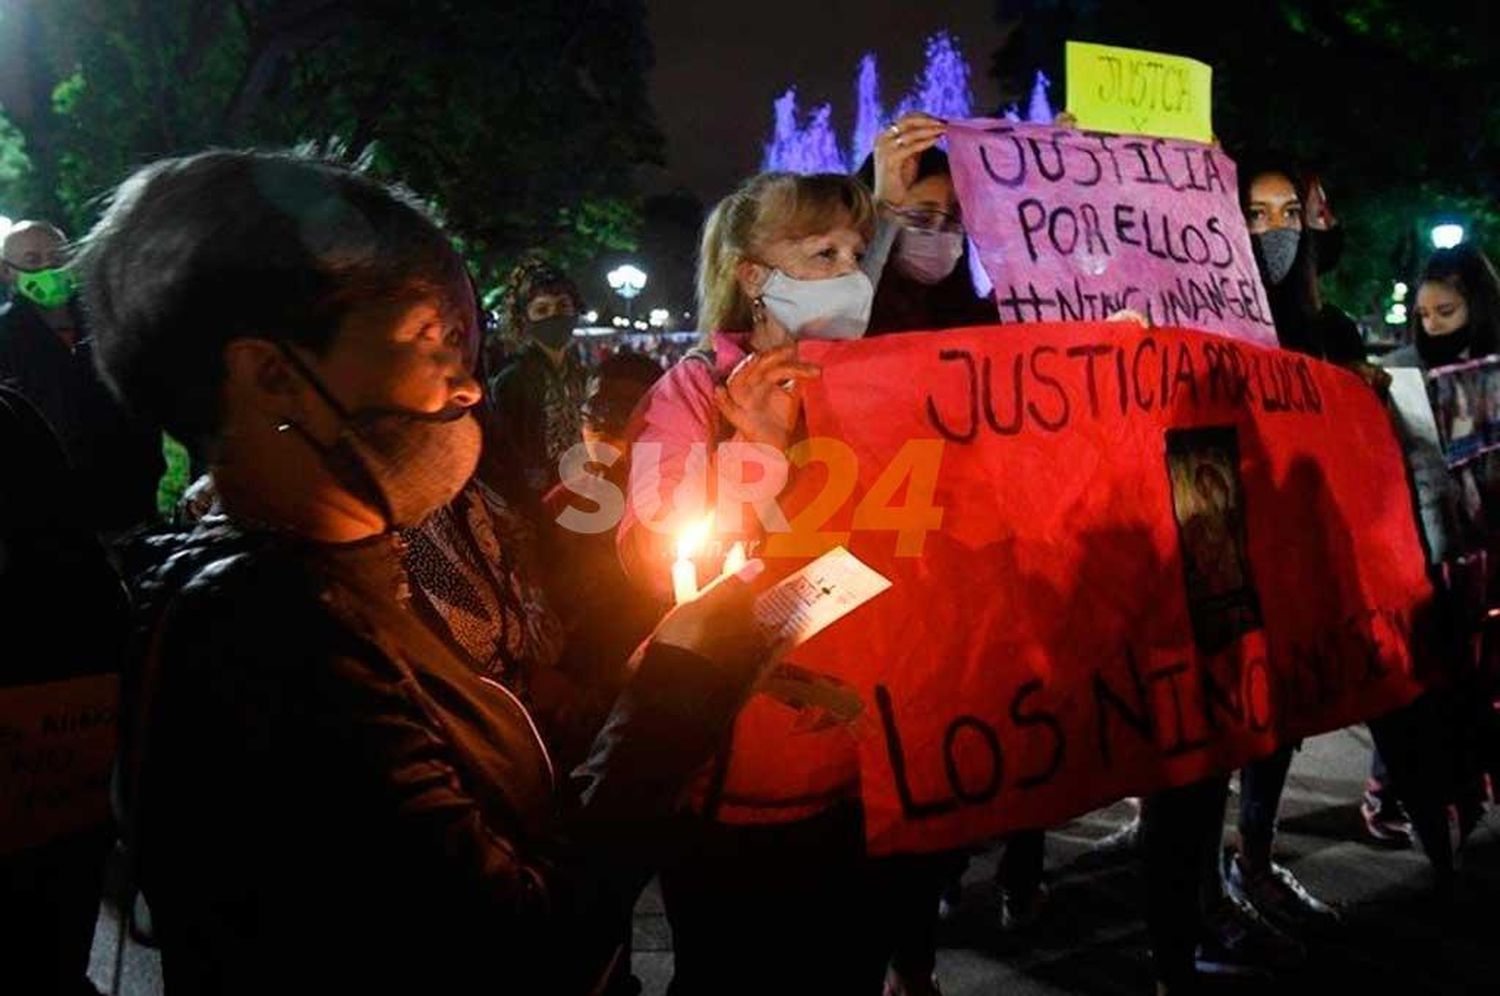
[615,172,917,992]
[617,171,872,587]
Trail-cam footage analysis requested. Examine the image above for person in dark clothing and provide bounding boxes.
[1140,159,1371,993]
[1172,160,1354,952]
[855,113,996,337]
[0,220,162,534]
[1373,244,1500,860]
[854,114,1027,996]
[0,383,130,996]
[1390,242,1500,369]
[488,256,591,500]
[538,349,669,762]
[1240,163,1368,367]
[80,149,778,995]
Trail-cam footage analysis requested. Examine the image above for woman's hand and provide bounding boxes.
[873,112,947,210]
[715,343,820,450]
[1106,309,1150,327]
[1346,360,1392,397]
[650,560,772,680]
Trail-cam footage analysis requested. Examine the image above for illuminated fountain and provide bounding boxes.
[762,90,847,174]
[760,32,1055,298]
[762,32,1055,174]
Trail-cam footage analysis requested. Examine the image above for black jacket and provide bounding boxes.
[487,342,588,498]
[121,520,758,994]
[0,384,129,684]
[0,300,162,532]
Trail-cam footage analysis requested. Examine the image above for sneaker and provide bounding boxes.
[1195,893,1305,977]
[1360,781,1414,848]
[1226,851,1340,933]
[999,881,1048,932]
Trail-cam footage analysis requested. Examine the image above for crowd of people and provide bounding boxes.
[1,103,1498,996]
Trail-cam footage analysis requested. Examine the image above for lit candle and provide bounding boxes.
[721,541,748,577]
[672,516,714,604]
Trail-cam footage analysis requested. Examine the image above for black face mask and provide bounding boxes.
[1418,325,1473,369]
[528,313,577,351]
[276,345,481,529]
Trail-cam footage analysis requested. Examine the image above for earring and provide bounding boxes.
[751,295,767,328]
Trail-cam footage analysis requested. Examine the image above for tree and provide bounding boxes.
[0,0,663,292]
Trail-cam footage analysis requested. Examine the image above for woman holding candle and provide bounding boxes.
[615,171,914,993]
[87,150,780,995]
[617,171,867,588]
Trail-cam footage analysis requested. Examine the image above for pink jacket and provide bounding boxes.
[614,331,860,824]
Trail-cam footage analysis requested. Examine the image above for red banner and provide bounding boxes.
[0,674,119,855]
[777,324,1433,855]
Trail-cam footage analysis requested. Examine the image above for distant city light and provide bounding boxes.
[633,320,649,330]
[1431,224,1465,250]
[649,308,670,328]
[606,264,648,299]
[583,309,598,323]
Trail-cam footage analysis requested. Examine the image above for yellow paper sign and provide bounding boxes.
[1065,41,1213,142]
[0,674,119,855]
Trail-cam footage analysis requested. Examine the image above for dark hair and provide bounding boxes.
[582,349,663,434]
[1237,156,1322,342]
[77,150,465,452]
[501,255,583,338]
[854,146,951,197]
[1413,243,1500,358]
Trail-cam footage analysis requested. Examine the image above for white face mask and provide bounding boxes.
[759,268,874,341]
[893,227,965,285]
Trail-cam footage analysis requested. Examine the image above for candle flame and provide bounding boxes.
[722,541,748,576]
[676,514,714,561]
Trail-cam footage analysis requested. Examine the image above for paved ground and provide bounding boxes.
[90,727,1500,995]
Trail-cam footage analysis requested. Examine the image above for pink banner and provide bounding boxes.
[947,120,1279,348]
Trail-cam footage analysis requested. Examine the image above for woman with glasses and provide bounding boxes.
[855,112,997,336]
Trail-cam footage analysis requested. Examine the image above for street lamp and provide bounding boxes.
[606,264,647,322]
[1431,224,1465,250]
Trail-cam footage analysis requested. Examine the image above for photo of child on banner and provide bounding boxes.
[1420,359,1500,577]
[1428,356,1500,467]
[1166,426,1264,655]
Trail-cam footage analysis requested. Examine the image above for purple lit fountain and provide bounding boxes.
[762,32,1055,174]
[760,34,1056,298]
[762,90,848,174]
[850,55,883,172]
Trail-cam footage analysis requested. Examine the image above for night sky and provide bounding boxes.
[645,0,1002,202]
